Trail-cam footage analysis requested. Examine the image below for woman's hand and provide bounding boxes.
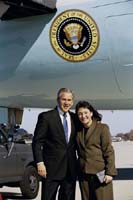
[104,175,113,184]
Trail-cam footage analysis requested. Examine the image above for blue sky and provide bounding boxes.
[100,110,133,136]
[21,108,133,136]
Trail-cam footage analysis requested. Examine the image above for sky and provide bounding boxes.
[21,108,133,136]
[100,110,133,136]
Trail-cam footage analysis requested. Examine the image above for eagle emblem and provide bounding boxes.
[63,23,86,49]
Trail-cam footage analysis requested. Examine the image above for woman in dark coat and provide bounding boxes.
[75,101,117,200]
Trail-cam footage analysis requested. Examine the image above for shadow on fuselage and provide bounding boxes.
[0,8,56,81]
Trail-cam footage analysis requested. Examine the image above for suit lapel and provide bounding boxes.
[77,128,86,149]
[85,120,97,144]
[77,120,97,148]
[53,108,76,145]
[53,108,67,143]
[68,112,75,144]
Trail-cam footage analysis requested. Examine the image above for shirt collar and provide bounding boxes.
[57,106,68,117]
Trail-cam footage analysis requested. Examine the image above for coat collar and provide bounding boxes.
[78,120,97,147]
[85,119,97,142]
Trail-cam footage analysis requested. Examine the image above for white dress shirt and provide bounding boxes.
[57,107,71,142]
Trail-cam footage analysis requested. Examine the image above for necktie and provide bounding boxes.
[63,113,68,143]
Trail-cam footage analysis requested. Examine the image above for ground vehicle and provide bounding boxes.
[0,125,39,199]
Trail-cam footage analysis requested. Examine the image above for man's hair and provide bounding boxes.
[57,88,74,101]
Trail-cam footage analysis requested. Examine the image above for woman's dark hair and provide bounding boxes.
[75,101,102,121]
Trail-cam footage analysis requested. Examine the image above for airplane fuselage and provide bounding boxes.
[0,0,133,109]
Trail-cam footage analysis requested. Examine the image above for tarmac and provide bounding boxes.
[1,141,133,200]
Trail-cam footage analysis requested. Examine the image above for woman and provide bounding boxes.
[75,101,117,200]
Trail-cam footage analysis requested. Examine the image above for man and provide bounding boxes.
[32,88,77,200]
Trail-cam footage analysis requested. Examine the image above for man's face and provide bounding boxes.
[58,92,73,113]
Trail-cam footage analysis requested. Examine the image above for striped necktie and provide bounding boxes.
[63,113,68,143]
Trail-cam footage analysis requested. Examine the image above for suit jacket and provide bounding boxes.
[76,120,117,177]
[32,108,77,180]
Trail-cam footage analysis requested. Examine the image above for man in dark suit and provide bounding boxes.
[32,88,77,200]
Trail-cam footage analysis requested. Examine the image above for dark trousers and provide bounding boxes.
[41,178,76,200]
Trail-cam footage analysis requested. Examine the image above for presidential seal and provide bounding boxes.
[50,9,99,62]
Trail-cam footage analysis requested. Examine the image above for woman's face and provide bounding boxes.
[77,107,93,128]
